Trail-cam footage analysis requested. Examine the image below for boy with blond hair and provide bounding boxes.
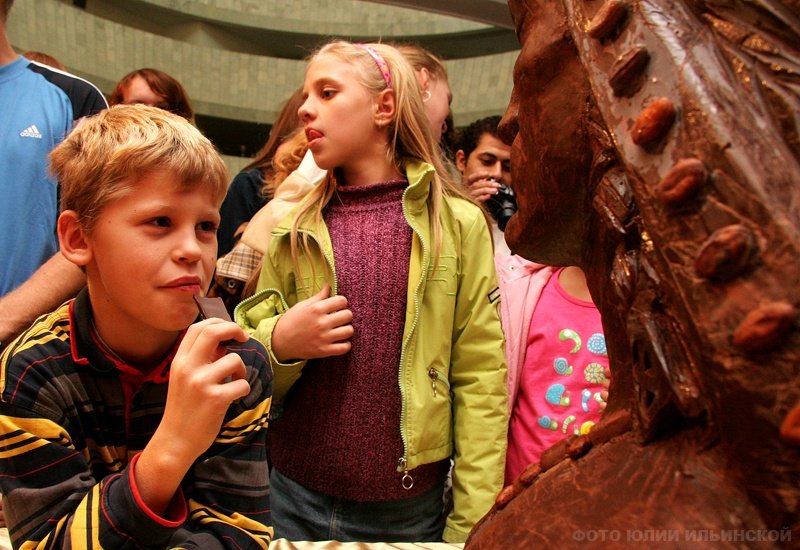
[0,105,273,549]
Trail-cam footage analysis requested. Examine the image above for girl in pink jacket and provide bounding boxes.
[496,255,610,484]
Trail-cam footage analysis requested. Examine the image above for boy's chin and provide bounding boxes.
[160,307,207,332]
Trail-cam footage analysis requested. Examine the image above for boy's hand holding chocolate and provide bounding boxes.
[156,317,250,464]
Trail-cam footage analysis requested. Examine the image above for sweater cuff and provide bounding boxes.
[129,452,187,527]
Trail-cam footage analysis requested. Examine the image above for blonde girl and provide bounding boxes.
[237,41,507,543]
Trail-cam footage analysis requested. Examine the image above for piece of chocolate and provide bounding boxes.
[193,295,233,322]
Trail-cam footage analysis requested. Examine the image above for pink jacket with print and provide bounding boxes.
[494,254,556,409]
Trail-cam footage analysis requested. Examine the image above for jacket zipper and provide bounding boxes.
[396,186,429,489]
[427,367,450,397]
[234,286,289,318]
[397,457,414,490]
[233,229,337,329]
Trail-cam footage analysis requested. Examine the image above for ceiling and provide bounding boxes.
[369,0,513,28]
[74,0,518,60]
[9,0,519,162]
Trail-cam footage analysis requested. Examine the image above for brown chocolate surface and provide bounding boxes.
[193,295,233,322]
[467,1,800,547]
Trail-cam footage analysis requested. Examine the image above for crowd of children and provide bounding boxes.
[0,6,610,543]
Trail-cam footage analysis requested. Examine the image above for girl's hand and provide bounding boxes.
[465,172,501,203]
[271,283,353,361]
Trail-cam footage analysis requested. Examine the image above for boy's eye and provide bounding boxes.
[149,216,171,228]
[197,221,218,233]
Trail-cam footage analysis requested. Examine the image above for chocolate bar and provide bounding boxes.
[193,295,233,322]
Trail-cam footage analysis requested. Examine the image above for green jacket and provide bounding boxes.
[235,161,508,543]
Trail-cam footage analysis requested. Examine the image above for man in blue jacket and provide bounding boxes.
[0,0,107,347]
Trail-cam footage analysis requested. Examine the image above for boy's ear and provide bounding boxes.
[455,149,467,174]
[374,88,396,128]
[58,211,92,267]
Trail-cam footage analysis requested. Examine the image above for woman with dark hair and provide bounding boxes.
[109,67,194,123]
[217,87,304,255]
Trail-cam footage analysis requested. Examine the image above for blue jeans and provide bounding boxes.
[270,468,445,542]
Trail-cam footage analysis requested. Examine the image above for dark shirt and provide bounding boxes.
[218,167,267,256]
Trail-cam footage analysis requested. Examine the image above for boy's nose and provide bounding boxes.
[174,231,203,262]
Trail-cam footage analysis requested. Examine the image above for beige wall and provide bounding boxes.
[8,0,514,127]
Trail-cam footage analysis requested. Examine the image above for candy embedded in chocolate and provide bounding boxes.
[631,97,677,149]
[193,295,233,322]
[587,0,629,41]
[609,45,650,97]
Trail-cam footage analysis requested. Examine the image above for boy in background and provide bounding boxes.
[453,115,514,256]
[0,105,273,549]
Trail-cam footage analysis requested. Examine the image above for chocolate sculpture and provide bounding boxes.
[467,0,800,547]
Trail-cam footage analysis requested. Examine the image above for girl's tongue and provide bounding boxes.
[306,128,324,141]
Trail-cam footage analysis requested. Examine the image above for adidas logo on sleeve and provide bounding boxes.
[20,125,43,139]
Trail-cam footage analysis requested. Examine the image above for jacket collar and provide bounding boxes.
[69,287,176,382]
[70,287,118,375]
[402,160,435,208]
[273,160,435,236]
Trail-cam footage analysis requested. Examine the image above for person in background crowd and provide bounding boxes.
[497,257,609,485]
[109,67,194,123]
[394,44,452,143]
[210,127,311,315]
[454,115,515,256]
[440,110,457,160]
[22,50,64,70]
[217,87,304,256]
[0,0,106,348]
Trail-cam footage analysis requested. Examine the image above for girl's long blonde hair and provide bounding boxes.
[290,40,473,274]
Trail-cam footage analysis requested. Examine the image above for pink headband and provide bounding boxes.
[355,44,392,89]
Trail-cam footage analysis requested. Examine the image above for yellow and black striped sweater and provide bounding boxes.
[0,289,273,549]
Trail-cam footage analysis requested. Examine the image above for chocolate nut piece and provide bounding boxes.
[632,97,677,148]
[518,463,541,486]
[494,484,517,510]
[609,46,650,97]
[656,158,707,205]
[694,224,758,281]
[566,435,593,459]
[733,300,797,353]
[780,402,800,446]
[587,0,629,40]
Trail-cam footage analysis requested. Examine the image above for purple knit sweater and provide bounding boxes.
[270,179,448,501]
